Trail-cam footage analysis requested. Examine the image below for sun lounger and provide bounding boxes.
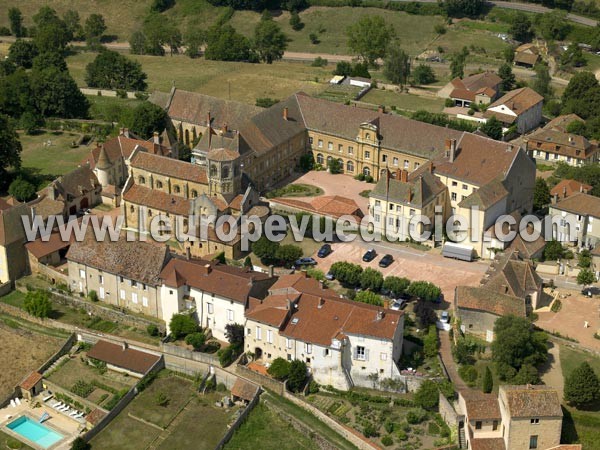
[15,398,21,406]
[74,412,84,419]
[42,394,53,402]
[69,411,78,417]
[52,402,63,409]
[9,400,16,408]
[59,406,69,412]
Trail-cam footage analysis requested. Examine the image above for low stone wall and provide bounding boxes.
[282,391,379,450]
[438,392,461,445]
[80,88,137,99]
[160,342,220,366]
[43,379,103,413]
[37,333,77,374]
[214,388,261,450]
[0,302,77,332]
[235,363,285,396]
[35,264,69,286]
[0,281,12,296]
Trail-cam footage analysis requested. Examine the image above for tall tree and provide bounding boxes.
[84,14,107,48]
[561,43,586,69]
[564,361,600,407]
[8,7,24,37]
[561,71,600,119]
[383,44,411,87]
[509,12,533,42]
[577,268,596,287]
[30,66,89,118]
[482,366,493,393]
[0,69,33,118]
[346,16,395,67]
[536,11,571,41]
[533,177,551,211]
[85,50,147,91]
[532,63,553,99]
[33,8,72,54]
[412,64,436,85]
[24,290,52,318]
[122,102,169,138]
[498,63,515,92]
[205,24,251,61]
[7,40,39,69]
[63,10,84,40]
[449,51,468,79]
[129,31,147,55]
[443,0,485,17]
[253,11,288,64]
[0,115,22,187]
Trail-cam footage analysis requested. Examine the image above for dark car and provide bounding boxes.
[317,244,332,258]
[362,249,377,262]
[378,254,394,268]
[295,257,317,266]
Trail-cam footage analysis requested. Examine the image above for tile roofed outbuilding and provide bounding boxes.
[159,257,274,304]
[130,151,207,184]
[487,87,544,113]
[470,438,506,450]
[371,168,446,208]
[544,114,584,133]
[500,385,562,418]
[230,378,260,401]
[87,340,161,375]
[0,202,29,246]
[66,233,170,286]
[550,179,592,198]
[552,192,600,218]
[19,372,43,390]
[25,229,73,259]
[482,250,542,299]
[52,165,100,199]
[269,195,363,220]
[526,128,595,160]
[456,286,526,317]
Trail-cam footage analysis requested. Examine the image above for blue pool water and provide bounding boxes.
[6,416,64,448]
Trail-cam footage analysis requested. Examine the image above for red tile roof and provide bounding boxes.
[230,378,260,401]
[500,385,562,418]
[123,184,192,216]
[25,230,73,259]
[460,390,501,420]
[87,340,161,374]
[131,152,208,184]
[20,371,43,390]
[550,179,592,198]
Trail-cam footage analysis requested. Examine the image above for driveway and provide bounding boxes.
[308,240,488,302]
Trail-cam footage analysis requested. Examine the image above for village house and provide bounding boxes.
[549,192,600,247]
[484,87,544,134]
[455,250,543,341]
[66,233,171,319]
[514,43,540,68]
[457,385,564,450]
[438,71,503,107]
[550,179,592,201]
[244,272,404,390]
[158,257,275,341]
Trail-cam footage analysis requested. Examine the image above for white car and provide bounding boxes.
[440,311,449,323]
[390,299,406,311]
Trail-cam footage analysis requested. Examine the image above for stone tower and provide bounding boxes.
[95,145,113,187]
[206,148,241,202]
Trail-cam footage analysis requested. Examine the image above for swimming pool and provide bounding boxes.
[6,416,64,449]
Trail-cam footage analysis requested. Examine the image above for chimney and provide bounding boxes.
[153,131,160,144]
[286,298,292,310]
[268,265,274,278]
[283,107,289,121]
[119,127,125,136]
[318,297,325,309]
[400,169,408,183]
[553,193,558,204]
[378,105,385,114]
[449,139,457,163]
[207,111,211,126]
[444,138,452,157]
[376,310,384,321]
[580,184,584,193]
[123,128,130,138]
[186,246,191,260]
[386,169,391,194]
[122,342,128,351]
[428,161,434,173]
[408,187,413,203]
[563,186,567,199]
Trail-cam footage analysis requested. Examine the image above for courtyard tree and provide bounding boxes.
[412,64,436,85]
[449,48,468,79]
[423,325,439,358]
[85,50,148,91]
[267,357,291,380]
[482,366,493,393]
[252,235,280,262]
[498,63,515,92]
[533,177,551,211]
[275,244,303,266]
[185,332,206,350]
[121,102,168,138]
[330,261,363,287]
[71,437,91,450]
[533,63,553,100]
[577,268,596,288]
[383,44,411,87]
[480,116,503,140]
[225,323,245,352]
[414,379,439,410]
[564,361,600,407]
[560,43,586,69]
[287,359,308,392]
[407,281,441,302]
[169,314,198,340]
[346,16,395,67]
[8,177,36,202]
[8,7,24,37]
[254,12,288,64]
[360,268,384,291]
[543,240,565,261]
[382,276,410,297]
[354,290,384,306]
[327,157,342,174]
[24,290,52,319]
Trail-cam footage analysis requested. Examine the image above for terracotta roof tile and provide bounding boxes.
[456,285,526,317]
[123,184,192,216]
[500,385,562,418]
[488,87,543,113]
[552,192,600,218]
[470,438,506,450]
[550,179,592,198]
[20,371,43,390]
[131,152,207,184]
[461,391,501,420]
[87,340,161,374]
[26,230,73,259]
[85,408,107,426]
[230,378,260,401]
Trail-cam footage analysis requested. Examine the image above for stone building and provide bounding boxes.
[437,71,502,107]
[0,199,30,285]
[484,87,544,134]
[549,191,600,247]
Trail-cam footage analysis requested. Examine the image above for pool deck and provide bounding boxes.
[0,397,83,450]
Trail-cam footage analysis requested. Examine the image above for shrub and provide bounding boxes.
[482,366,493,393]
[381,435,394,446]
[24,290,52,318]
[217,382,227,392]
[384,420,395,433]
[71,437,90,450]
[551,299,562,313]
[217,346,236,367]
[459,365,478,384]
[445,98,455,107]
[363,422,378,437]
[311,56,328,67]
[88,290,99,302]
[406,408,428,424]
[147,324,159,336]
[434,24,446,34]
[564,361,600,407]
[288,359,308,392]
[169,314,198,340]
[365,175,374,183]
[396,430,408,441]
[185,332,206,350]
[267,357,291,380]
[308,380,320,394]
[414,380,439,410]
[155,391,169,407]
[71,380,95,398]
[309,33,319,44]
[355,173,366,181]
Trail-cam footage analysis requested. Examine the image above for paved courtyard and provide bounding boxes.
[307,240,489,303]
[536,292,600,352]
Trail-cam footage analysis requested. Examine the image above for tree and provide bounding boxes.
[354,291,384,306]
[512,363,541,385]
[121,102,168,138]
[382,276,410,297]
[562,71,600,119]
[225,323,245,351]
[449,50,468,79]
[407,281,441,302]
[8,7,24,37]
[205,24,251,61]
[327,158,342,174]
[85,50,148,91]
[275,244,303,266]
[498,63,515,92]
[184,27,204,58]
[63,10,84,41]
[444,0,485,17]
[509,13,533,42]
[577,268,596,287]
[536,11,571,41]
[543,240,565,261]
[482,366,493,393]
[480,116,503,140]
[578,249,592,268]
[346,16,395,67]
[533,177,551,211]
[185,332,207,350]
[330,261,363,286]
[564,361,600,407]
[256,97,279,108]
[252,235,280,261]
[169,314,198,340]
[561,43,586,69]
[20,110,44,135]
[503,45,514,63]
[289,11,304,31]
[414,300,438,328]
[412,64,436,85]
[70,437,90,450]
[32,8,72,54]
[147,324,159,336]
[151,0,176,12]
[423,325,439,358]
[254,12,288,64]
[359,268,384,291]
[129,31,147,55]
[8,40,39,69]
[33,52,68,72]
[333,61,353,77]
[491,315,548,381]
[0,115,22,185]
[532,63,553,99]
[155,391,169,407]
[30,66,89,118]
[414,380,439,410]
[287,359,308,392]
[267,357,291,380]
[84,14,107,48]
[24,290,52,318]
[383,44,411,87]
[351,62,371,79]
[8,177,36,202]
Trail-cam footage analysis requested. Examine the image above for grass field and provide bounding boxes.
[90,413,161,450]
[67,52,331,105]
[87,95,144,122]
[224,402,317,450]
[361,89,446,113]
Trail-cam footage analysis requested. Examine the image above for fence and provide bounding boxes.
[214,388,261,450]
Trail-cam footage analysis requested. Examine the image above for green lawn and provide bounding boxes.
[127,373,194,428]
[560,344,600,378]
[87,95,144,122]
[265,183,324,199]
[89,413,162,450]
[0,430,35,450]
[361,89,446,113]
[224,402,317,450]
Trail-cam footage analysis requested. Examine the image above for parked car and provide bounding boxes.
[390,299,407,311]
[295,257,317,266]
[440,311,449,323]
[378,254,394,268]
[317,244,332,258]
[362,249,377,262]
[325,271,335,281]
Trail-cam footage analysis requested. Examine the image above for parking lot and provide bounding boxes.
[307,240,489,303]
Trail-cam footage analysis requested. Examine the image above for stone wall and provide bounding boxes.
[214,388,261,450]
[35,264,69,286]
[0,281,12,296]
[160,342,219,366]
[235,363,285,396]
[438,393,461,444]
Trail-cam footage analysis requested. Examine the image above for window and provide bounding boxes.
[529,435,538,449]
[382,154,387,163]
[317,153,324,165]
[174,185,181,194]
[348,146,354,155]
[156,181,163,189]
[393,157,398,166]
[380,352,387,361]
[404,160,409,168]
[120,289,125,300]
[475,421,482,430]
[98,275,104,284]
[79,269,85,279]
[355,346,366,361]
[132,293,138,304]
[493,420,498,431]
[374,214,380,222]
[132,280,137,288]
[324,348,329,356]
[363,167,370,176]
[227,309,234,321]
[191,190,198,198]
[346,160,354,172]
[142,297,148,307]
[365,151,371,160]
[462,184,468,190]
[318,139,323,148]
[414,162,420,169]
[138,176,146,185]
[256,326,262,340]
[451,192,457,201]
[309,136,313,145]
[207,303,214,314]
[452,181,458,187]
[306,343,312,354]
[247,327,251,336]
[328,142,333,151]
[286,338,292,349]
[267,329,273,343]
[530,418,539,425]
[338,144,343,152]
